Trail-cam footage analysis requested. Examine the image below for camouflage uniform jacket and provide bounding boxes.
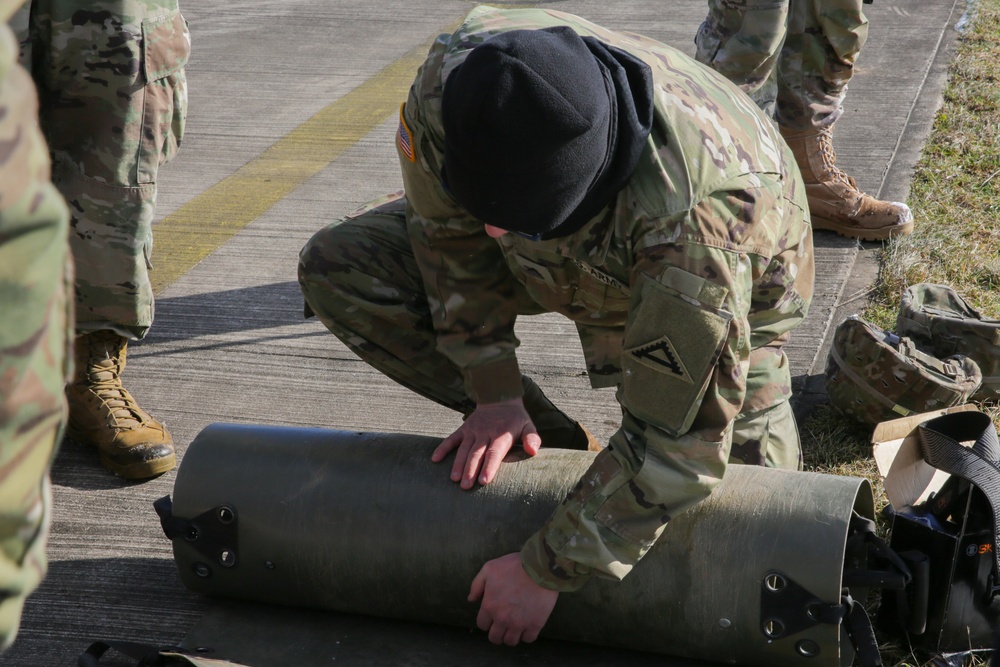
[398,6,814,591]
[1,0,72,647]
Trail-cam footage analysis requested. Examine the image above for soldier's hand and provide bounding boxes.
[469,552,558,645]
[432,398,541,489]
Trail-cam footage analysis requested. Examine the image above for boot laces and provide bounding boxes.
[817,127,856,189]
[82,334,146,429]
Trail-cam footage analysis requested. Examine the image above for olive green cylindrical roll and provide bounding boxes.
[166,424,874,667]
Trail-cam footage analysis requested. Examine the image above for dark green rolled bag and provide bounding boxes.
[159,424,880,667]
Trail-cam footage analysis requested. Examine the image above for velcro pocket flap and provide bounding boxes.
[622,270,733,437]
[143,11,189,83]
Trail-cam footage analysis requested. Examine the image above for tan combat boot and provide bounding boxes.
[521,376,603,452]
[781,125,914,241]
[66,330,176,479]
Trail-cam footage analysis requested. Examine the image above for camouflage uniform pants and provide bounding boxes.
[15,0,189,339]
[298,199,801,469]
[695,0,869,129]
[0,9,72,650]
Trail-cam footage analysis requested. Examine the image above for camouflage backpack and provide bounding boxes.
[825,315,982,425]
[896,283,1000,401]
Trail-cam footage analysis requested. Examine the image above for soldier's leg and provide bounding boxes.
[776,0,913,240]
[0,16,72,649]
[27,0,188,337]
[694,0,789,116]
[299,197,473,413]
[731,345,801,469]
[298,196,598,451]
[730,401,802,470]
[25,0,189,478]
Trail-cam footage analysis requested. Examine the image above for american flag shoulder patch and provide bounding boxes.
[396,102,416,162]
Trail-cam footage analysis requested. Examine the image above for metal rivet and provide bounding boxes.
[796,639,820,657]
[217,506,235,524]
[219,549,237,568]
[264,561,275,570]
[184,526,199,543]
[806,603,820,621]
[193,562,211,578]
[764,573,786,592]
[195,647,212,654]
[718,618,732,628]
[762,619,784,639]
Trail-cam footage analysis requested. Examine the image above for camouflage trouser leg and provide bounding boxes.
[695,0,868,129]
[0,16,73,651]
[694,0,788,118]
[730,400,802,470]
[776,0,868,129]
[298,197,480,416]
[17,0,189,339]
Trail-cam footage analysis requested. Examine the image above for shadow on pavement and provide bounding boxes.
[5,557,207,667]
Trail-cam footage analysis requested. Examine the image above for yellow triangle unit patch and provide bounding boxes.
[625,335,694,384]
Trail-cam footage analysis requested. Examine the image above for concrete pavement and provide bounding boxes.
[3,0,968,664]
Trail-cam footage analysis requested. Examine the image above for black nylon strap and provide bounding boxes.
[842,594,883,667]
[843,511,912,590]
[154,495,193,541]
[78,641,233,667]
[78,640,164,666]
[919,411,1000,575]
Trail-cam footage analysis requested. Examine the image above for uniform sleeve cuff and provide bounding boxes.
[465,357,523,405]
[519,531,592,593]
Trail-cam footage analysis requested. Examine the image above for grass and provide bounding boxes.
[798,0,1000,664]
[869,0,1000,328]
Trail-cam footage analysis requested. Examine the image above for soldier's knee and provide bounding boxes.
[298,218,353,284]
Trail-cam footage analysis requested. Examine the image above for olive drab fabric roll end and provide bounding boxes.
[825,315,982,426]
[158,423,880,667]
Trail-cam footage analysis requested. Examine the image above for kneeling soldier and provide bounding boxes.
[299,6,814,646]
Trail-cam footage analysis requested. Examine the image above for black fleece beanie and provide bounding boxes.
[441,27,654,239]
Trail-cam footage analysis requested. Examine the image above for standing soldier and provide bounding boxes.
[696,0,914,241]
[0,0,72,648]
[299,6,814,644]
[15,0,189,478]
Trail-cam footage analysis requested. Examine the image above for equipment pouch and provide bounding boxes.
[825,315,982,426]
[896,283,1000,401]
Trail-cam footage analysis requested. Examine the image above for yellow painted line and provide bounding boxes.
[151,19,461,294]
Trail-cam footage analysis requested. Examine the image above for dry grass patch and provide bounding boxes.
[869,0,1000,325]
